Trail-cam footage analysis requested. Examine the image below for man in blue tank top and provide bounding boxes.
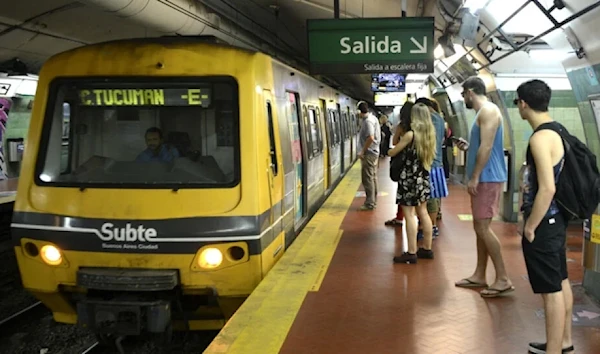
[454,76,513,298]
[517,80,573,354]
[414,97,448,239]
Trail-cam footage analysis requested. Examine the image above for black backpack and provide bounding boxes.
[536,122,600,220]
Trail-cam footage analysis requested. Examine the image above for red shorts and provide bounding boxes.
[471,182,503,220]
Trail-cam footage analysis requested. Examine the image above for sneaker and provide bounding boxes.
[433,226,440,238]
[393,252,417,264]
[416,230,424,241]
[528,342,574,354]
[359,204,375,211]
[416,248,434,259]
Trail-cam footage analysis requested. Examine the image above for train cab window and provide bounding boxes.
[60,103,71,173]
[266,101,278,175]
[307,108,322,155]
[36,78,240,189]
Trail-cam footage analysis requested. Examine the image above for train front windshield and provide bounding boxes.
[36,78,240,188]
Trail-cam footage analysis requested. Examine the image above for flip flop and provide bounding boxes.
[480,286,515,298]
[385,218,403,226]
[455,278,488,288]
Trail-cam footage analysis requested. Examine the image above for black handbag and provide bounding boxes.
[389,135,412,182]
[390,151,405,182]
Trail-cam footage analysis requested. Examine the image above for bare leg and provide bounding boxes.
[416,203,433,250]
[456,219,489,285]
[542,290,566,354]
[474,218,512,290]
[402,206,417,254]
[429,212,438,227]
[561,279,573,349]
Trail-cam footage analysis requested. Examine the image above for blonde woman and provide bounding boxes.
[387,103,436,264]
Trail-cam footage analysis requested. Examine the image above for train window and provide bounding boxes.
[35,78,240,189]
[307,108,322,155]
[302,105,314,160]
[327,111,335,147]
[332,111,341,145]
[342,113,349,141]
[60,103,71,173]
[266,101,278,176]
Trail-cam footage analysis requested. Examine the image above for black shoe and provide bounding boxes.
[528,342,574,354]
[393,253,417,264]
[416,248,434,259]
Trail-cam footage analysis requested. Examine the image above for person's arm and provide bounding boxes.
[470,106,500,181]
[524,131,558,240]
[360,120,375,156]
[392,124,403,145]
[388,131,413,157]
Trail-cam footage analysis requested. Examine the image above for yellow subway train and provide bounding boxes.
[11,36,361,339]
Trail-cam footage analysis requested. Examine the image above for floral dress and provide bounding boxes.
[396,137,431,206]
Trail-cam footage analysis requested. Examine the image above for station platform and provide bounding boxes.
[205,160,600,354]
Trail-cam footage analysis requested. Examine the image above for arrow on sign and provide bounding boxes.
[577,310,600,320]
[410,36,427,54]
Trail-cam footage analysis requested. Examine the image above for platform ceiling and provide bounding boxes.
[0,0,575,102]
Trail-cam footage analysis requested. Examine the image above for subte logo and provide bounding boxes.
[98,223,158,242]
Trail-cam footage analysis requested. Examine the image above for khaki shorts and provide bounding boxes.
[427,198,440,214]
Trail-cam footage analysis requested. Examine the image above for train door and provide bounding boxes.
[347,107,354,160]
[327,109,341,183]
[342,112,353,173]
[264,91,283,228]
[336,104,344,173]
[320,99,330,191]
[350,113,357,161]
[286,92,305,227]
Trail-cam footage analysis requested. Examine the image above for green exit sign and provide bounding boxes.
[307,17,434,75]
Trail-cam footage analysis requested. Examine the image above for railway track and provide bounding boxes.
[0,301,44,328]
[80,341,100,354]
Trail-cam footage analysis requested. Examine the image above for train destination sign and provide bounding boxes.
[78,88,212,107]
[307,17,434,75]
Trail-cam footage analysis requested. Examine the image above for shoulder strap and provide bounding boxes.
[534,121,566,138]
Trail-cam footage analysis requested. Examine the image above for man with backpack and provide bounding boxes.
[517,80,575,354]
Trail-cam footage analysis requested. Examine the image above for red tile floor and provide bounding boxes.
[280,161,600,354]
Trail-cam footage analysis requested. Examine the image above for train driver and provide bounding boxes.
[135,127,180,162]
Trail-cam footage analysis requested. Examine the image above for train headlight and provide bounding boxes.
[198,248,223,269]
[40,245,63,266]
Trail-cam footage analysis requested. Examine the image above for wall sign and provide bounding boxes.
[307,17,434,75]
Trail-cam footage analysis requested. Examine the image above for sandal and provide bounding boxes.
[480,286,515,298]
[385,218,403,226]
[455,278,488,288]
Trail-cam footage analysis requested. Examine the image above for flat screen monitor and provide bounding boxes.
[371,73,406,92]
[374,92,407,106]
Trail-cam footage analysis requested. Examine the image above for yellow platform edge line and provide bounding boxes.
[0,195,15,204]
[309,229,344,292]
[204,163,361,354]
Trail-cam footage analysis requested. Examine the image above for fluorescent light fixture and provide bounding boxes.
[495,73,567,78]
[463,0,487,13]
[406,74,429,81]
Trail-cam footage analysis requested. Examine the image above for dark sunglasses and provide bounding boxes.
[513,98,521,105]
